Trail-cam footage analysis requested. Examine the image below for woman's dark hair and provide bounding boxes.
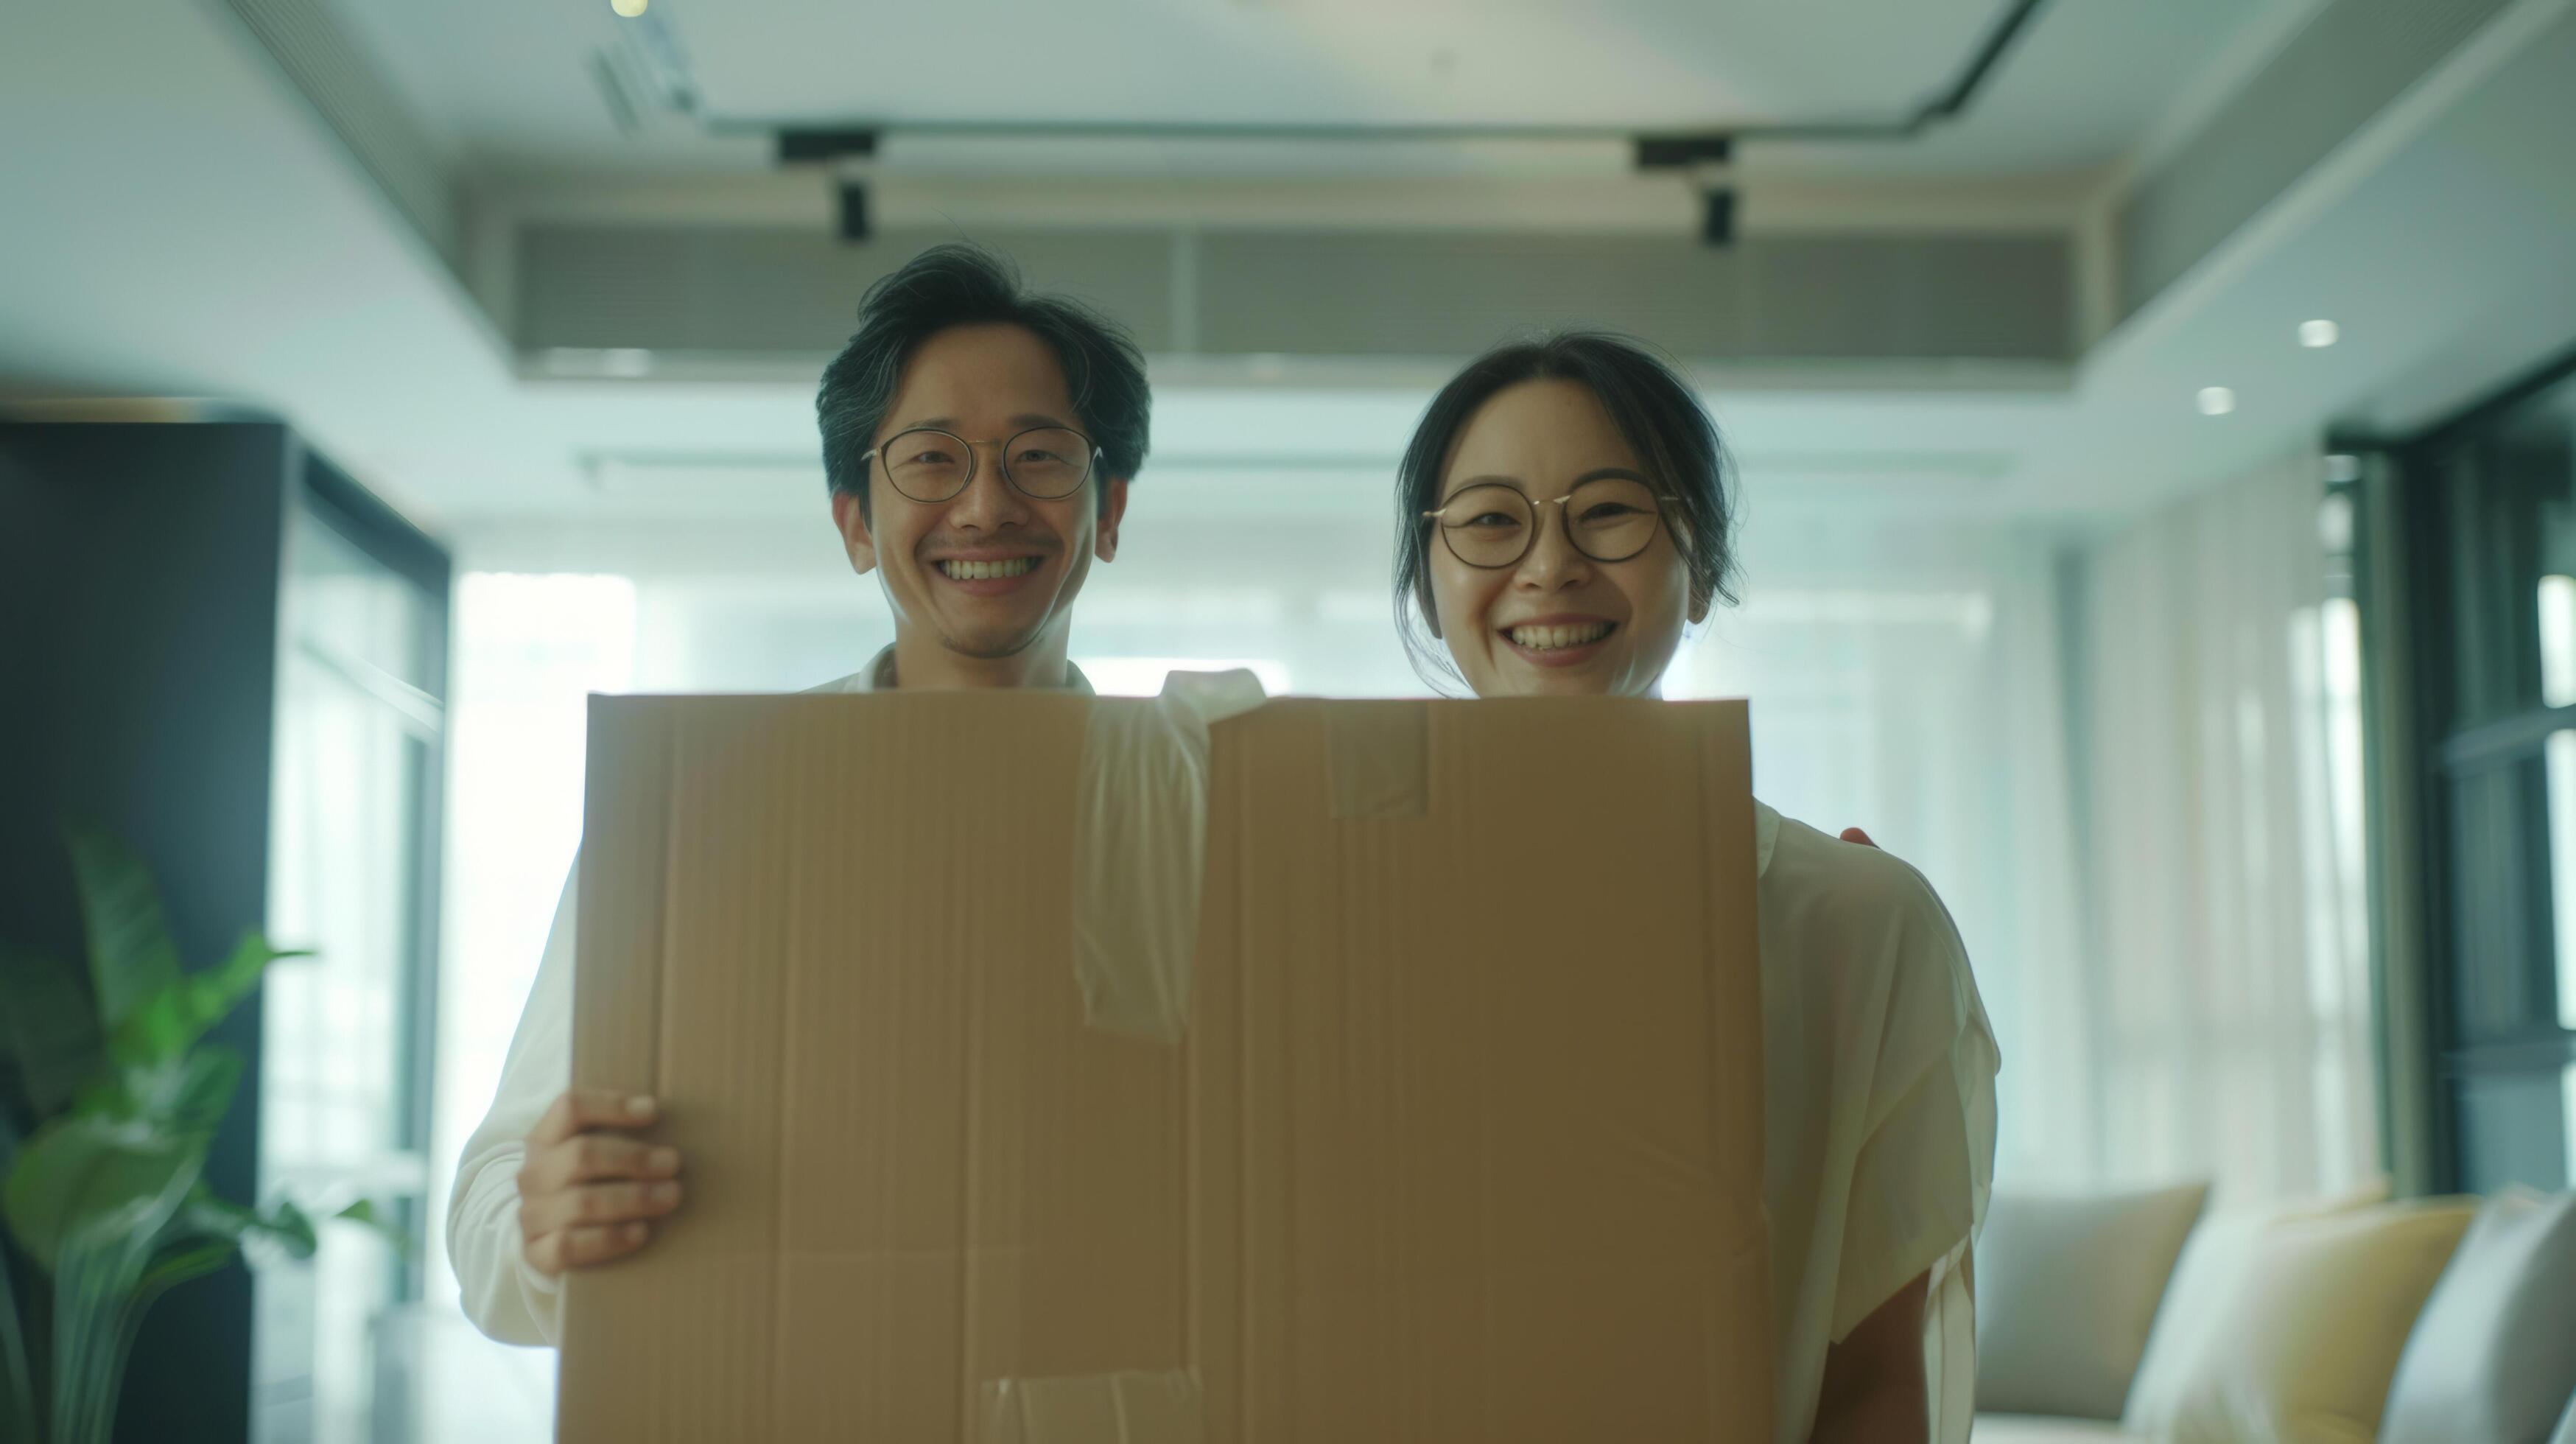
[817,242,1149,517]
[1393,331,1740,676]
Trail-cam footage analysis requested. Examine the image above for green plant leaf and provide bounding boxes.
[137,1237,233,1297]
[0,1224,36,1444]
[122,1045,244,1138]
[253,1200,318,1261]
[48,1172,197,1444]
[173,1191,316,1264]
[110,932,304,1073]
[1,1112,207,1272]
[0,944,105,1118]
[332,1199,416,1259]
[63,830,181,1041]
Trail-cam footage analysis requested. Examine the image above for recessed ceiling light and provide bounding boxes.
[609,0,648,15]
[2299,319,2340,348]
[2197,386,2237,416]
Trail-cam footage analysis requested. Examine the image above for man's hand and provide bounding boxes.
[516,1088,683,1277]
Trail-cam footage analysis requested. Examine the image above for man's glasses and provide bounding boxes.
[861,426,1101,503]
[1424,477,1682,569]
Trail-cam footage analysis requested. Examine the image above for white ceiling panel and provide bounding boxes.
[326,0,2287,177]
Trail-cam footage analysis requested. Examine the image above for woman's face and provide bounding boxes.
[1425,379,1698,698]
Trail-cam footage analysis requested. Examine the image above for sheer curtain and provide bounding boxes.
[1671,469,2377,1202]
[1668,514,2089,1189]
[2075,455,2376,1200]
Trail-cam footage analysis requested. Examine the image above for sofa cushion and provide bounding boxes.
[2124,1200,2320,1430]
[1974,1182,2209,1419]
[2380,1188,2576,1444]
[2122,1185,2384,1431]
[2121,1197,2472,1443]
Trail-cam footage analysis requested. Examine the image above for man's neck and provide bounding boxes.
[886,628,1073,690]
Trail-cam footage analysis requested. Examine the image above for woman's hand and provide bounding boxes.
[516,1088,684,1275]
[1811,1269,1931,1442]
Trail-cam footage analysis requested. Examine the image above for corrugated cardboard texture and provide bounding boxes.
[1322,702,1430,819]
[566,693,1769,1443]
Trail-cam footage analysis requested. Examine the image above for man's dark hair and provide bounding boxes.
[1393,331,1740,679]
[817,242,1150,517]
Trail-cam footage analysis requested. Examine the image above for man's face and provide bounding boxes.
[832,323,1128,662]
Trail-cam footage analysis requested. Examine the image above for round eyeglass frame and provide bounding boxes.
[860,425,1103,503]
[1422,480,1685,569]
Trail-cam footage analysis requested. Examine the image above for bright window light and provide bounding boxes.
[2565,1064,2576,1180]
[2197,386,2238,416]
[609,0,648,15]
[2540,575,2576,708]
[2298,319,2341,348]
[2550,731,2576,1031]
[1075,656,1293,698]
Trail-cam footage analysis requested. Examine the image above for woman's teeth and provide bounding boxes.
[938,557,1037,581]
[1508,621,1612,651]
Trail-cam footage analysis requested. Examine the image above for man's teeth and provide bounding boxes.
[1509,622,1612,651]
[938,558,1037,581]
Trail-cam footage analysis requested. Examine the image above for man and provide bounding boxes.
[447,243,1151,1344]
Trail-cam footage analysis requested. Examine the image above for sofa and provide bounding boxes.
[1968,1182,2576,1443]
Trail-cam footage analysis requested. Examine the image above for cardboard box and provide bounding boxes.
[563,694,1770,1442]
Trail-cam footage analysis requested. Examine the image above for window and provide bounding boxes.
[2381,353,2576,1193]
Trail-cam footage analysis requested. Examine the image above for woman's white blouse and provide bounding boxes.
[1753,800,2000,1443]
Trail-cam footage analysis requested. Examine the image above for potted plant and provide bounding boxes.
[0,830,392,1444]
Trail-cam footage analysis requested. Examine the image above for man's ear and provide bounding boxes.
[1688,584,1713,626]
[831,489,878,576]
[1093,477,1131,563]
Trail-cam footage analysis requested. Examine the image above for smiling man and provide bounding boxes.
[447,244,1151,1344]
[818,244,1146,690]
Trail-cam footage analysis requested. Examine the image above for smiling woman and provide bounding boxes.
[1395,331,1738,698]
[1393,331,2000,1444]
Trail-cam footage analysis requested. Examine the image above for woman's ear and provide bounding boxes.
[832,489,878,576]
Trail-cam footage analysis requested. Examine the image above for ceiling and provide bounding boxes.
[4,0,2574,553]
[330,0,2281,178]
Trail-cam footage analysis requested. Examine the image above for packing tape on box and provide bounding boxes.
[980,1370,1205,1444]
[1071,670,1269,1044]
[1326,701,1429,819]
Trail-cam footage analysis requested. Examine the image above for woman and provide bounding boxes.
[1393,333,2000,1444]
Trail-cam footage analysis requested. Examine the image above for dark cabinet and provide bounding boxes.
[0,420,448,1444]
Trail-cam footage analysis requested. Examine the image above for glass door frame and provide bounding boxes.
[289,452,452,1299]
[2353,339,2576,1195]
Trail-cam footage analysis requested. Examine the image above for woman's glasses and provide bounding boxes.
[862,426,1101,503]
[1425,477,1681,569]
